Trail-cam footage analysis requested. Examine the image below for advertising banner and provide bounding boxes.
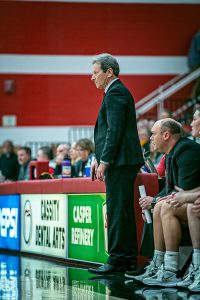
[68,194,108,263]
[0,194,20,250]
[0,254,20,299]
[21,257,67,300]
[21,194,67,258]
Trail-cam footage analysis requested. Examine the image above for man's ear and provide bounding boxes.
[163,130,170,141]
[107,68,114,78]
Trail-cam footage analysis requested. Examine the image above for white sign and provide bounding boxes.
[21,194,67,258]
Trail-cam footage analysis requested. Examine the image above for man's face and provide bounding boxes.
[56,145,70,158]
[76,146,89,161]
[18,150,30,166]
[37,149,47,161]
[3,142,12,154]
[91,63,108,89]
[150,122,164,153]
[191,110,200,138]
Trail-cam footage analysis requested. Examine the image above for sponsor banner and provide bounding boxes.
[0,194,20,250]
[20,257,67,300]
[0,254,20,299]
[68,194,108,263]
[21,194,67,258]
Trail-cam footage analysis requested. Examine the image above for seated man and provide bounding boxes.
[165,186,200,292]
[125,118,200,287]
[0,140,19,181]
[54,143,71,176]
[17,147,32,181]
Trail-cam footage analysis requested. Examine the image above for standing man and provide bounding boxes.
[89,54,144,274]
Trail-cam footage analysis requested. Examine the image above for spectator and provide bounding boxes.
[191,107,200,142]
[188,30,200,100]
[70,142,81,166]
[188,29,200,70]
[149,141,163,168]
[74,138,95,177]
[138,127,150,156]
[37,146,54,161]
[54,143,71,177]
[37,146,55,174]
[17,147,31,181]
[159,109,172,120]
[125,118,200,285]
[0,140,19,181]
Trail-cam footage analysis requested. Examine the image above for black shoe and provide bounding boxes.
[126,264,138,272]
[125,262,149,278]
[88,263,126,275]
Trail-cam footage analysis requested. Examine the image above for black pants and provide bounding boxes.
[105,165,140,267]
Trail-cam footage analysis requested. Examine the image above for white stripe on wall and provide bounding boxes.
[9,0,200,4]
[0,55,189,75]
[0,126,94,147]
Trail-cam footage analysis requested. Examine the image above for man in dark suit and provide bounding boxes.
[127,118,200,287]
[88,54,144,274]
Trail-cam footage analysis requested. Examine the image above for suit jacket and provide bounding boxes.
[157,137,200,198]
[94,79,144,168]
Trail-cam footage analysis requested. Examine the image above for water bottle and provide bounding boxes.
[84,160,91,177]
[61,159,71,178]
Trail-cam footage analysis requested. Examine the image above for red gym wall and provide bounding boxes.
[0,1,200,126]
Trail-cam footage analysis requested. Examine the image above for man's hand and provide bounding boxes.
[56,153,65,165]
[96,163,107,182]
[90,159,98,181]
[139,196,153,210]
[141,210,147,222]
[165,186,198,208]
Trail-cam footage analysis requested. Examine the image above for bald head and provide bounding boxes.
[157,118,182,136]
[151,118,183,153]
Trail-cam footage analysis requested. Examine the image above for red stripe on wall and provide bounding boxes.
[0,1,200,56]
[0,74,192,126]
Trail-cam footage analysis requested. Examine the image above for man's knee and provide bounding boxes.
[153,200,164,220]
[160,201,173,219]
[160,201,187,221]
[187,203,193,214]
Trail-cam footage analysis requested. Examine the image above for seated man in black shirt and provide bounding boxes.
[0,140,19,181]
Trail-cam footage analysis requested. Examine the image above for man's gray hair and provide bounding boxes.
[92,53,120,76]
[160,118,183,136]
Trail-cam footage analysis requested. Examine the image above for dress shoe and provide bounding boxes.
[125,262,149,278]
[126,264,138,272]
[88,263,126,274]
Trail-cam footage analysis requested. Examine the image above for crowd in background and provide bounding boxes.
[0,106,199,183]
[0,137,96,181]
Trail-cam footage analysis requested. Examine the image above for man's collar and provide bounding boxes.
[104,78,119,93]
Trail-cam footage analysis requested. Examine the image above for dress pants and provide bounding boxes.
[105,164,140,267]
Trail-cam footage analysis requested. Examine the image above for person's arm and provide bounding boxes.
[166,186,200,208]
[96,91,127,181]
[100,92,126,164]
[91,159,98,181]
[176,147,200,190]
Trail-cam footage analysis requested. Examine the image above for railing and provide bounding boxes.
[136,67,200,118]
[26,126,94,158]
